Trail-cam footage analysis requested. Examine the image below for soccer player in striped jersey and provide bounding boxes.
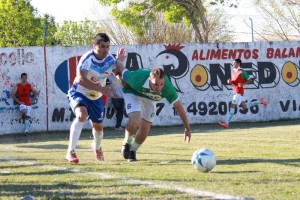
[65,33,125,164]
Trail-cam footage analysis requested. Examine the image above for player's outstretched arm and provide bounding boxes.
[115,48,127,75]
[173,100,191,143]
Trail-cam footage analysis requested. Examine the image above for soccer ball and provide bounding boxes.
[191,148,216,173]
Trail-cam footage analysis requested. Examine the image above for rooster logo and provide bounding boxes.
[156,44,189,93]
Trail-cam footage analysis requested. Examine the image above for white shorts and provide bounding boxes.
[231,93,246,106]
[123,93,156,123]
[19,104,31,117]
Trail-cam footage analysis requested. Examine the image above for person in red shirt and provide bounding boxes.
[219,59,267,128]
[11,73,39,135]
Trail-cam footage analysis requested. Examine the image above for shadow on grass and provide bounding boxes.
[16,144,67,149]
[141,157,300,168]
[0,183,91,199]
[0,128,124,145]
[218,158,300,167]
[0,182,168,200]
[214,119,300,130]
[3,169,75,176]
[213,170,260,174]
[143,119,300,136]
[1,119,299,145]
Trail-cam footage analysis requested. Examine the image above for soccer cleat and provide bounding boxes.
[115,127,123,131]
[122,143,131,159]
[260,98,267,107]
[218,122,228,129]
[91,143,104,161]
[128,150,137,162]
[66,150,79,164]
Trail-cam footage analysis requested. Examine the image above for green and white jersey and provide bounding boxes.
[122,69,179,104]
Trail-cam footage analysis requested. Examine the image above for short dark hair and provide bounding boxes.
[21,73,27,78]
[93,33,110,45]
[235,59,242,64]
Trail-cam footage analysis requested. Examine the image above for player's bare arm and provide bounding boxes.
[30,86,39,104]
[75,70,115,98]
[173,100,191,143]
[11,86,23,105]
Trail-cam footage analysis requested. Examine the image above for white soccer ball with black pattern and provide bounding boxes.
[191,148,216,173]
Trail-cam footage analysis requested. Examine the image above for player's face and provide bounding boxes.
[149,76,165,94]
[93,41,110,60]
[233,61,240,68]
[21,75,27,83]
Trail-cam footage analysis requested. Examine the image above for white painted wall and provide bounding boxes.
[1,41,299,135]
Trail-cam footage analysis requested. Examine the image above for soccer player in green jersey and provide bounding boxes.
[219,59,267,129]
[116,49,191,162]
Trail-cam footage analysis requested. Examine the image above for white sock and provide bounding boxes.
[225,108,235,126]
[123,132,134,145]
[130,141,141,151]
[92,129,104,150]
[67,118,84,153]
[24,119,30,131]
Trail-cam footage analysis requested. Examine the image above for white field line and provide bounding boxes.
[1,158,252,200]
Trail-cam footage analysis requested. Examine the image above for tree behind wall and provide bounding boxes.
[54,20,104,46]
[254,0,300,41]
[0,0,57,47]
[96,0,237,43]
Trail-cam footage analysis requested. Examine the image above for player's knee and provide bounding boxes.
[75,109,88,121]
[240,103,248,110]
[93,123,103,131]
[77,113,88,122]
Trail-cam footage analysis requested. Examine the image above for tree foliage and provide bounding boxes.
[0,0,57,47]
[96,0,238,43]
[253,0,300,41]
[54,20,103,46]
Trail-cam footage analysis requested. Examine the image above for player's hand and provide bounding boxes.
[116,48,127,62]
[184,129,191,144]
[102,86,117,99]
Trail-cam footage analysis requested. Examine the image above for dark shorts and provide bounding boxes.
[68,92,105,123]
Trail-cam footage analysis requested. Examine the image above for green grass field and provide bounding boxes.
[0,120,299,200]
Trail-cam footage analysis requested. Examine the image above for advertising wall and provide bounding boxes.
[1,41,299,135]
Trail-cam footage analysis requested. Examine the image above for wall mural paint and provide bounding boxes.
[1,42,300,135]
[51,44,190,126]
[0,47,44,134]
